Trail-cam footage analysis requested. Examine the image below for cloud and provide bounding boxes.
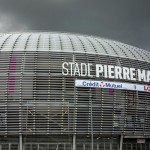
[0,13,28,33]
[0,0,149,51]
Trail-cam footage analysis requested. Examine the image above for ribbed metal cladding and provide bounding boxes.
[0,32,150,136]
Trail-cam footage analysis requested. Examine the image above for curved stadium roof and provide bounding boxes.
[0,32,150,62]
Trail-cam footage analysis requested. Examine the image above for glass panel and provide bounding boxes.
[126,144,132,150]
[49,144,57,150]
[32,144,38,150]
[112,143,118,150]
[24,144,31,150]
[39,144,48,150]
[132,143,137,150]
[145,144,149,150]
[142,144,146,150]
[94,144,97,150]
[85,144,91,150]
[58,144,64,150]
[77,144,83,150]
[137,144,141,150]
[99,143,104,150]
[105,143,110,150]
[122,143,126,150]
[2,144,9,150]
[11,144,18,150]
[64,144,71,150]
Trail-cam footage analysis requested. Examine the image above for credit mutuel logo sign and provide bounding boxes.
[62,62,150,83]
[144,85,150,91]
[76,80,128,90]
[75,80,150,93]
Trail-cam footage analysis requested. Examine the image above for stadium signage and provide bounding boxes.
[75,80,150,93]
[62,62,150,83]
[144,85,150,91]
[81,81,123,89]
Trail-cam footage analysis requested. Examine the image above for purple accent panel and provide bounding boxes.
[109,89,114,95]
[8,76,16,94]
[9,55,16,72]
[8,55,16,94]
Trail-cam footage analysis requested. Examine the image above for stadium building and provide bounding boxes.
[0,32,150,150]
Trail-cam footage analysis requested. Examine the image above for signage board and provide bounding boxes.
[62,62,150,83]
[137,139,145,143]
[75,80,150,93]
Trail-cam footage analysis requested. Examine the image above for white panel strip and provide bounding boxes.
[75,79,150,93]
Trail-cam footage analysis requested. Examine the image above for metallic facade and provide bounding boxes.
[0,32,150,150]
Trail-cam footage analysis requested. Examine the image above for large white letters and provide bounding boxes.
[62,62,68,75]
[138,69,146,82]
[62,62,150,83]
[96,64,103,77]
[108,65,114,78]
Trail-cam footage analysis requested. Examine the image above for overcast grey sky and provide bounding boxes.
[0,0,150,51]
